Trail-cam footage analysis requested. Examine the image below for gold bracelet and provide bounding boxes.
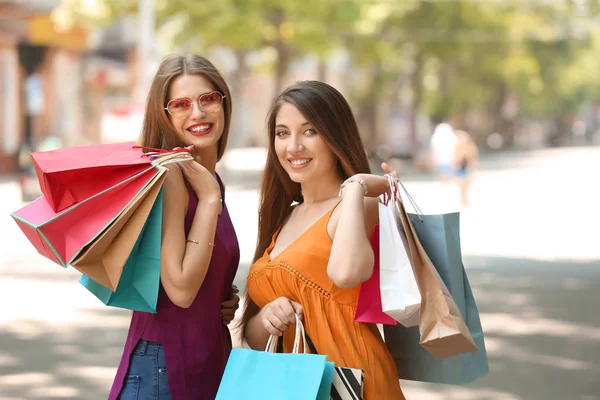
[186,239,216,247]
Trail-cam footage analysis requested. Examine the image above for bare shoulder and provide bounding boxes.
[327,196,378,239]
[162,165,188,210]
[163,165,185,189]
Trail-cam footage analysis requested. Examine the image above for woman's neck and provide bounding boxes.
[299,172,343,207]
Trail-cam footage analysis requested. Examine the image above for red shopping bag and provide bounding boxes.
[11,166,160,267]
[31,142,151,212]
[354,226,397,325]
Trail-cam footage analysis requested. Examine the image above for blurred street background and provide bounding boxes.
[1,0,599,399]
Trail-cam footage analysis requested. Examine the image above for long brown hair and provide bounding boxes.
[139,54,232,161]
[239,80,371,341]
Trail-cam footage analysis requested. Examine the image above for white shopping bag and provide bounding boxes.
[379,199,421,327]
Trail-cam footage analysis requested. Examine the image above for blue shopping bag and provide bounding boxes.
[384,211,489,384]
[216,316,332,400]
[79,188,163,313]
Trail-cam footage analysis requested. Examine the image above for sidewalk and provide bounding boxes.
[1,146,599,399]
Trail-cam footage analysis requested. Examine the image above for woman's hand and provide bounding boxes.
[176,145,221,205]
[259,297,304,337]
[221,285,240,326]
[381,162,399,179]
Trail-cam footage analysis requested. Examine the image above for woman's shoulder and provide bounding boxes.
[162,166,190,206]
[163,164,184,184]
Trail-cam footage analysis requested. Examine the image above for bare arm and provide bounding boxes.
[327,165,400,289]
[327,182,379,288]
[160,166,221,308]
[244,308,272,350]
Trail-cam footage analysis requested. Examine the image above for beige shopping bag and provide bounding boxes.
[396,197,477,358]
[70,168,167,290]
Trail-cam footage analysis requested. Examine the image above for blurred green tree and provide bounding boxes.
[56,0,600,152]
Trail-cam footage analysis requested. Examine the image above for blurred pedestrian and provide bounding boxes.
[454,129,479,207]
[239,81,405,399]
[430,120,458,181]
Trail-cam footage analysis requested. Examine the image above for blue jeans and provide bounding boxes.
[119,340,171,400]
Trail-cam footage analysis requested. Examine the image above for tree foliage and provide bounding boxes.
[57,0,600,149]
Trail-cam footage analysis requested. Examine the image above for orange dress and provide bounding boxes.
[247,204,405,400]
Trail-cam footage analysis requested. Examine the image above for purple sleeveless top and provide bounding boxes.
[109,173,240,400]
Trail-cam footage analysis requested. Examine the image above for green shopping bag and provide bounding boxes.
[79,188,163,313]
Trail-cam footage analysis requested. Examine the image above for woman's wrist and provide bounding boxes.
[198,195,222,213]
[338,176,368,198]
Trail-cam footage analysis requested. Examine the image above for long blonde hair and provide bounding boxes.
[139,54,232,161]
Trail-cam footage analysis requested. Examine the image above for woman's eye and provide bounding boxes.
[305,129,317,136]
[275,130,289,137]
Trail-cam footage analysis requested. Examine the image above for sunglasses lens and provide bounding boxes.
[167,92,223,117]
[167,99,192,117]
[199,92,223,113]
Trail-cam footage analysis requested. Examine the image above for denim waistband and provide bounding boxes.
[133,339,163,356]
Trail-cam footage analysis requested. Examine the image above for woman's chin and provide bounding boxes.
[184,132,220,149]
[284,170,312,184]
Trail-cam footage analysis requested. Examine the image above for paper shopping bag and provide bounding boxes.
[11,166,159,267]
[384,270,488,384]
[79,187,163,313]
[355,225,397,325]
[273,318,361,400]
[11,166,160,267]
[384,177,489,384]
[387,212,488,384]
[395,199,477,358]
[31,142,151,212]
[70,168,167,290]
[216,317,330,400]
[401,213,489,384]
[298,332,364,400]
[379,201,421,327]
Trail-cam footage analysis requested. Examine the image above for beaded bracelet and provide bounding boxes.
[338,177,368,197]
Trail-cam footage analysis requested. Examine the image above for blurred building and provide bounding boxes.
[0,0,140,175]
[80,17,140,145]
[1,0,83,173]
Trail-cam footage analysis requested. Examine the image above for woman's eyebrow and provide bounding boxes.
[275,122,312,129]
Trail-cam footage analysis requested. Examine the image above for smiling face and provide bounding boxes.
[274,102,339,184]
[166,74,225,151]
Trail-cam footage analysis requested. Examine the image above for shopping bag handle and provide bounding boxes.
[382,174,424,220]
[133,145,191,155]
[265,314,308,354]
[152,152,194,166]
[133,145,194,165]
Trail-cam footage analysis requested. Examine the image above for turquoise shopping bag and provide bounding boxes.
[79,188,163,313]
[384,211,489,384]
[216,317,331,400]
